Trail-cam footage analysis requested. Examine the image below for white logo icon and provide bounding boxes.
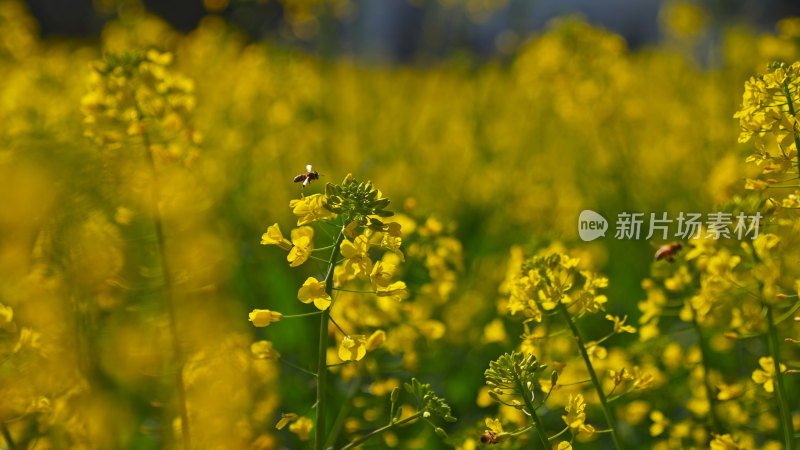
[578,210,608,241]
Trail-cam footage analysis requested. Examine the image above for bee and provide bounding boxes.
[480,432,499,445]
[655,242,683,263]
[293,164,320,188]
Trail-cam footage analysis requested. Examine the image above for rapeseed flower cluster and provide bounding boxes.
[2,0,800,448]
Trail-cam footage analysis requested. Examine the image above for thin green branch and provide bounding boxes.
[766,303,796,449]
[314,227,345,450]
[557,303,624,449]
[282,311,324,319]
[328,314,347,336]
[2,424,15,450]
[689,306,723,434]
[332,288,376,294]
[558,378,592,387]
[140,117,191,450]
[340,412,423,449]
[324,375,363,448]
[327,361,353,368]
[278,358,317,377]
[516,377,550,449]
[776,299,800,324]
[548,426,570,441]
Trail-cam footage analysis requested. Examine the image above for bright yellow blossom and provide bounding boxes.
[370,260,396,288]
[288,416,313,441]
[485,417,503,434]
[340,235,373,278]
[608,367,634,385]
[289,193,335,226]
[574,292,607,314]
[275,413,298,430]
[338,335,367,361]
[248,309,283,327]
[297,277,332,310]
[380,230,404,262]
[0,303,12,326]
[710,433,740,450]
[649,410,669,436]
[606,314,637,334]
[287,226,314,267]
[717,383,744,401]
[376,281,409,301]
[751,356,787,393]
[250,340,280,359]
[261,223,292,250]
[562,394,595,435]
[14,327,42,353]
[366,329,386,351]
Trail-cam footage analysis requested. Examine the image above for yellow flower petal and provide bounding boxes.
[297,277,331,310]
[248,309,283,327]
[338,335,367,361]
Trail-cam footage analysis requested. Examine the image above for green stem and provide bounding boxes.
[558,304,624,449]
[756,79,800,447]
[2,424,15,450]
[776,300,800,324]
[782,81,800,170]
[315,229,344,450]
[340,412,423,449]
[332,288,375,294]
[282,311,324,319]
[328,314,347,335]
[689,306,723,434]
[278,358,317,377]
[548,426,570,441]
[516,378,550,449]
[324,375,363,448]
[142,126,191,450]
[766,304,796,449]
[558,378,592,387]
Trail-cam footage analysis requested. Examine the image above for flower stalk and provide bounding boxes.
[557,303,624,449]
[766,303,796,449]
[689,305,723,434]
[515,378,549,449]
[315,228,344,450]
[142,126,192,450]
[340,412,423,449]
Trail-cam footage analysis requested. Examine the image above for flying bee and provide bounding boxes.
[480,432,499,445]
[293,164,320,188]
[655,242,683,263]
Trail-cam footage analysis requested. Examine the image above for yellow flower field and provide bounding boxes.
[1,0,799,448]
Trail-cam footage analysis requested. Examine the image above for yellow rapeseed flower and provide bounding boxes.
[297,277,332,310]
[289,193,335,226]
[250,340,280,359]
[261,223,292,250]
[340,235,373,278]
[366,329,386,351]
[562,394,595,436]
[649,410,669,436]
[287,226,314,267]
[248,309,283,327]
[606,314,637,334]
[369,260,396,288]
[275,413,298,430]
[288,416,313,441]
[751,356,787,393]
[376,281,408,301]
[338,335,367,361]
[0,303,12,326]
[710,433,740,450]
